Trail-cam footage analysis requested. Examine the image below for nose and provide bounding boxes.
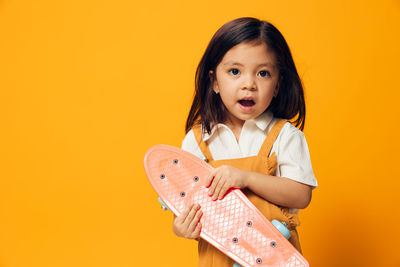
[241,74,256,91]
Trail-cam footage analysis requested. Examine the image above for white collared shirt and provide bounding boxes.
[181,111,318,189]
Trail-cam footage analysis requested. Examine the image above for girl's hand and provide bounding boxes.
[172,204,202,240]
[206,165,249,200]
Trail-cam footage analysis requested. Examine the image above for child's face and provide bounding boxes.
[210,41,279,127]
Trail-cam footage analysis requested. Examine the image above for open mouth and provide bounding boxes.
[238,99,255,107]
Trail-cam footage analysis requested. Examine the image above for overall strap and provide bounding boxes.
[192,124,214,162]
[258,119,287,158]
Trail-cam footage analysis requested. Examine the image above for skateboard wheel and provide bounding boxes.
[271,219,291,239]
[194,176,199,182]
[256,258,262,264]
[173,159,178,164]
[158,197,169,211]
[160,174,165,179]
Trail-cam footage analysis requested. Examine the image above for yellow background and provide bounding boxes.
[1,0,399,266]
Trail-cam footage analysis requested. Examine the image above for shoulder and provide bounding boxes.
[281,121,304,137]
[274,121,306,148]
[266,119,305,148]
[272,120,318,188]
[181,129,204,158]
[181,129,197,151]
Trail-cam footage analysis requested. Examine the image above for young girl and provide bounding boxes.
[172,17,317,266]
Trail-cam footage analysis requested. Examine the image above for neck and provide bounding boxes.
[224,117,245,142]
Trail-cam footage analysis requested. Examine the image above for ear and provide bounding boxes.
[274,84,279,97]
[209,70,219,94]
[274,77,281,97]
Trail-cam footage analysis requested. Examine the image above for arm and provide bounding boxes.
[245,171,312,209]
[206,166,312,210]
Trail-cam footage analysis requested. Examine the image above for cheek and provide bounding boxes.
[218,77,234,89]
[259,96,273,108]
[218,81,236,97]
[219,91,235,105]
[258,89,275,107]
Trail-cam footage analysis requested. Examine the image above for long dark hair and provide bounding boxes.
[185,17,306,134]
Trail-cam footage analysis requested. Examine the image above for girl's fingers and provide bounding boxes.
[178,204,193,223]
[208,172,221,197]
[213,178,227,200]
[183,204,200,225]
[188,208,203,232]
[218,182,231,200]
[192,222,202,238]
[206,169,217,188]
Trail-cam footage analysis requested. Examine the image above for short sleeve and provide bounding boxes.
[272,123,318,189]
[181,129,205,159]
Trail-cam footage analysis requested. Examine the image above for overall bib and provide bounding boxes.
[192,119,302,267]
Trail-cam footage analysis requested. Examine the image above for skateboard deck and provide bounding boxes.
[144,144,309,267]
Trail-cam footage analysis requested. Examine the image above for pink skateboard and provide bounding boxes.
[144,144,309,267]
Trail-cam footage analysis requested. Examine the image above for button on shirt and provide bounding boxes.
[181,111,318,189]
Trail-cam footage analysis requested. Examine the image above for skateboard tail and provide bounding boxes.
[144,144,213,217]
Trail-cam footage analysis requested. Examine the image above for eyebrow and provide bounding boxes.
[223,61,276,68]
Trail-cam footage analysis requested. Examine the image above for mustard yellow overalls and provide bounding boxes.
[192,119,302,267]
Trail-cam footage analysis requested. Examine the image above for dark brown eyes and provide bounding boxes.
[229,68,240,75]
[258,70,271,77]
[228,69,271,77]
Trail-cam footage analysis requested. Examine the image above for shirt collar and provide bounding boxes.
[202,111,274,141]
